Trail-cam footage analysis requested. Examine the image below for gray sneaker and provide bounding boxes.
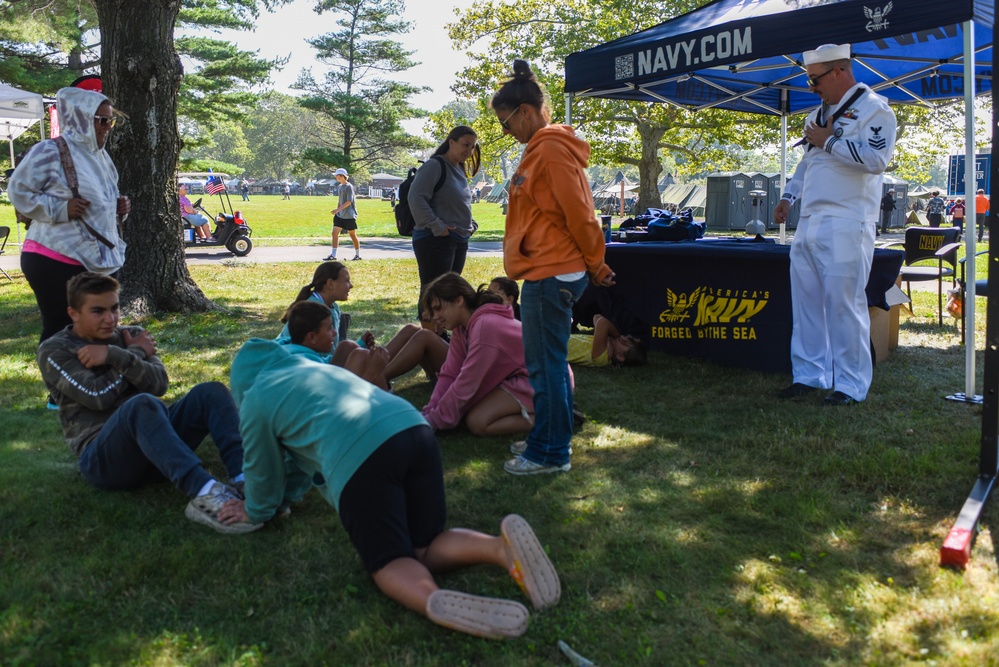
[185,482,263,534]
[503,456,571,476]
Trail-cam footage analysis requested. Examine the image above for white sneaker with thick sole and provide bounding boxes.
[185,482,263,535]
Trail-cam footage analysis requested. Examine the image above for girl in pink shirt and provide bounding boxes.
[421,273,534,436]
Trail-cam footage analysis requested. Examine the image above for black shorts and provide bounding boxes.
[333,215,358,231]
[337,424,446,574]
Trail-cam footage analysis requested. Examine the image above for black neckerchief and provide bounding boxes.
[793,86,867,150]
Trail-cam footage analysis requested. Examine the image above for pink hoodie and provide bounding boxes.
[422,303,533,431]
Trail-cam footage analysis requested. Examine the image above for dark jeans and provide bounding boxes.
[977,213,988,241]
[520,275,588,467]
[21,252,89,343]
[77,382,244,497]
[412,231,469,315]
[928,213,943,228]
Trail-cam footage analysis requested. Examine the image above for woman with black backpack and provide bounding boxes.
[408,126,480,327]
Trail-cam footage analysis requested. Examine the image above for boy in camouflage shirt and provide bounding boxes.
[37,272,259,534]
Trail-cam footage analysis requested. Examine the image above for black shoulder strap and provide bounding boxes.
[794,86,867,150]
[431,155,447,193]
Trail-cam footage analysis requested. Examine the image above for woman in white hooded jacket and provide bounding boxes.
[9,86,131,343]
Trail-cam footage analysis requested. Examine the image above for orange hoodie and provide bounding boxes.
[503,124,612,284]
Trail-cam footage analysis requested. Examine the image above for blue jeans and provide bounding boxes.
[520,276,588,466]
[77,382,244,497]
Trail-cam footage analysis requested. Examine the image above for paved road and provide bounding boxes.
[0,237,504,272]
[0,231,919,272]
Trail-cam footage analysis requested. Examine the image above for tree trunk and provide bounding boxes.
[95,0,216,316]
[635,120,665,212]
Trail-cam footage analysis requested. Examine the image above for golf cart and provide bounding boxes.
[183,187,253,256]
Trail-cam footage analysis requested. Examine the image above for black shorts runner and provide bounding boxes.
[333,215,358,231]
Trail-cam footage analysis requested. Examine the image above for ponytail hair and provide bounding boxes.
[281,261,346,323]
[421,272,502,317]
[489,59,550,121]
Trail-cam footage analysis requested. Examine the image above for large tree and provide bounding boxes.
[446,0,764,209]
[87,0,286,315]
[293,0,426,173]
[1,0,287,313]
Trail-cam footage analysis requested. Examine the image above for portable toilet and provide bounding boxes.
[881,176,908,229]
[705,172,755,231]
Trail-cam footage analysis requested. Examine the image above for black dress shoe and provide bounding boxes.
[823,391,857,406]
[777,382,817,399]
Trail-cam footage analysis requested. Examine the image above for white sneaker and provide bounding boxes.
[503,456,571,476]
[185,482,263,534]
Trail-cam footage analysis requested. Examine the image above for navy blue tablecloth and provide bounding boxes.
[602,238,905,373]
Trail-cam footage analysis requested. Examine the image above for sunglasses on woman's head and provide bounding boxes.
[94,115,117,128]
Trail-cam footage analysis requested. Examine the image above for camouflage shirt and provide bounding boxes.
[37,325,169,456]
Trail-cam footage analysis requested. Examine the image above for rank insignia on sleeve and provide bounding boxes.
[868,126,886,150]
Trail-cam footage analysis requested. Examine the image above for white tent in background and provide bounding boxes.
[0,82,46,241]
[0,82,45,164]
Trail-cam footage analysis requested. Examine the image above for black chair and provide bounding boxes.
[0,226,11,282]
[884,227,962,325]
[958,250,989,345]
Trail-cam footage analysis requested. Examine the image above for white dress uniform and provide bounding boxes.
[781,81,896,402]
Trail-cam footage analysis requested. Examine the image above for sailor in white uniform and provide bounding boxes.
[773,43,897,406]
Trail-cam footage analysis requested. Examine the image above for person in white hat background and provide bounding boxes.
[773,43,897,406]
[326,167,361,261]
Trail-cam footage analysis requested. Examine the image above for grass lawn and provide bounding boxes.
[1,257,998,665]
[0,194,509,246]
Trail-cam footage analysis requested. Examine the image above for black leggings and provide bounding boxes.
[20,252,117,343]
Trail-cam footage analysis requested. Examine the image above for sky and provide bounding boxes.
[212,0,481,134]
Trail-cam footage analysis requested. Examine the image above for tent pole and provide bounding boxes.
[779,113,787,245]
[947,20,981,404]
[565,94,572,125]
[962,20,979,401]
[940,16,997,571]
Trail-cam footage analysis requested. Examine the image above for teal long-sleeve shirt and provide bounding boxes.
[230,339,427,523]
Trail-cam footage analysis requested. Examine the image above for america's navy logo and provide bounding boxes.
[659,287,703,323]
[864,2,892,32]
[869,126,886,150]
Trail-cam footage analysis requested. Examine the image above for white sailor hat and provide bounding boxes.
[803,44,851,66]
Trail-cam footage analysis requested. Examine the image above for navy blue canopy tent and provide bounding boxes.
[565,0,993,115]
[565,0,998,568]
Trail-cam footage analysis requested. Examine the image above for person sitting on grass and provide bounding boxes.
[568,313,647,368]
[218,337,561,639]
[488,276,521,321]
[276,261,391,380]
[420,273,534,436]
[37,272,259,534]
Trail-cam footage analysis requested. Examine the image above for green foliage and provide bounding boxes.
[293,0,429,173]
[0,0,99,93]
[448,0,779,208]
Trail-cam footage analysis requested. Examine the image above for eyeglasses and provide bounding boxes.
[498,106,520,131]
[806,68,837,88]
[94,115,117,128]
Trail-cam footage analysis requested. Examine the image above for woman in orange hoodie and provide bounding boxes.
[490,60,615,477]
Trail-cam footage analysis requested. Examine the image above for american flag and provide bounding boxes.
[205,175,226,195]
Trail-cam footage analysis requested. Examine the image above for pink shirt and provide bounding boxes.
[421,303,532,431]
[23,239,83,266]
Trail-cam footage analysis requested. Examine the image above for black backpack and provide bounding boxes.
[395,155,446,237]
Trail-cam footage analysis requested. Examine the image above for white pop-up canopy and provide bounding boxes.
[1,82,46,241]
[0,82,45,161]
